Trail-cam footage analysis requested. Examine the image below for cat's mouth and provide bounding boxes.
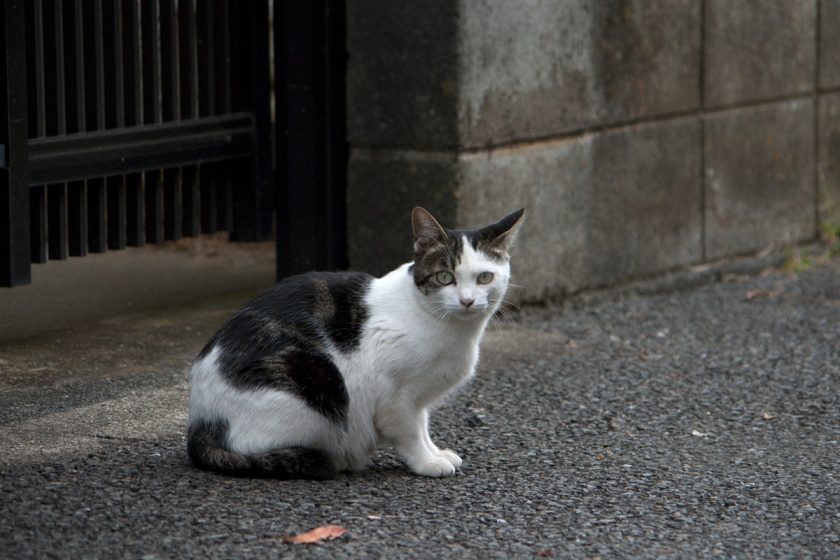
[453,305,487,319]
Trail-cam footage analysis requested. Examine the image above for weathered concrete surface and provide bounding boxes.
[346,150,460,277]
[0,236,275,343]
[1,258,838,558]
[820,0,840,89]
[704,100,816,259]
[458,118,702,300]
[345,1,825,298]
[587,119,702,286]
[819,94,840,225]
[346,0,460,149]
[459,0,700,146]
[704,0,816,107]
[458,137,594,301]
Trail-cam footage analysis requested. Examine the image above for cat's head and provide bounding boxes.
[410,207,525,320]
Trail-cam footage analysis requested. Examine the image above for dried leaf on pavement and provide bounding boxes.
[283,525,346,545]
[745,289,782,301]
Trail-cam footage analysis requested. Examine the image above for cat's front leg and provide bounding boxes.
[419,410,462,469]
[376,401,456,477]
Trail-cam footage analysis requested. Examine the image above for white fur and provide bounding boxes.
[188,245,510,477]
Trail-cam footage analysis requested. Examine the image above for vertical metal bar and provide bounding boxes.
[199,163,218,234]
[214,0,231,232]
[181,166,200,236]
[43,0,68,260]
[160,0,179,123]
[30,186,47,263]
[123,0,143,246]
[125,176,144,244]
[67,181,87,256]
[65,0,85,135]
[144,170,164,243]
[122,0,142,128]
[230,0,271,242]
[83,0,105,132]
[26,0,46,139]
[197,2,217,234]
[163,167,182,240]
[160,0,182,241]
[83,0,107,252]
[47,183,67,259]
[0,0,32,286]
[42,0,65,137]
[180,0,199,237]
[179,0,198,121]
[66,0,87,256]
[142,0,163,244]
[102,0,124,130]
[106,175,126,249]
[25,0,49,263]
[86,178,106,252]
[197,1,215,117]
[103,0,125,249]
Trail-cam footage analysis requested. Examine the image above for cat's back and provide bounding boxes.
[198,270,374,367]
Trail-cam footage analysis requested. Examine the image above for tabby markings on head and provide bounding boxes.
[412,235,461,295]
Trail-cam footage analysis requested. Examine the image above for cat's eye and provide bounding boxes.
[435,271,455,285]
[477,271,494,285]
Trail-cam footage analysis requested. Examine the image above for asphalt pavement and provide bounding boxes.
[1,258,838,558]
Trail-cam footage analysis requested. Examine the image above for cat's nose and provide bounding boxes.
[459,298,475,309]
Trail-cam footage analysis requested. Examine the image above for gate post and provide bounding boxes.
[275,0,348,278]
[0,0,31,287]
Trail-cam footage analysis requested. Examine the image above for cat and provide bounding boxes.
[187,206,525,479]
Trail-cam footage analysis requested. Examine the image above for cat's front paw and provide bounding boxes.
[409,456,457,478]
[438,449,462,469]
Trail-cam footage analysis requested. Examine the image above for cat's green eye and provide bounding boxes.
[435,271,455,285]
[477,271,494,285]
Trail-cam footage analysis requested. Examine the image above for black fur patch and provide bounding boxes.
[450,208,525,262]
[232,348,349,423]
[187,418,335,479]
[198,271,372,423]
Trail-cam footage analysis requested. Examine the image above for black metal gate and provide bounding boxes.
[1,0,346,288]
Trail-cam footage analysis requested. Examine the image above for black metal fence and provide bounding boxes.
[1,0,345,288]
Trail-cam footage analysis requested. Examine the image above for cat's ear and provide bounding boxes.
[412,207,449,249]
[482,208,525,254]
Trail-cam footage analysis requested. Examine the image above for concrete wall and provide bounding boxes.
[347,0,840,301]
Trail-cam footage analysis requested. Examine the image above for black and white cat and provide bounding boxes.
[187,207,525,479]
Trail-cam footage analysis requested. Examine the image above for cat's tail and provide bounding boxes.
[187,418,335,479]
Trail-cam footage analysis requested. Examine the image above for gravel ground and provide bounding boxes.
[1,260,838,558]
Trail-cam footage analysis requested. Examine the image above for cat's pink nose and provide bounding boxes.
[460,298,475,309]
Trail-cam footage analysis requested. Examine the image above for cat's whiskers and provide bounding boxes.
[426,302,454,331]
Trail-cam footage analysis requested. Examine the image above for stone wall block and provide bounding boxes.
[820,0,840,89]
[819,94,840,225]
[458,138,594,300]
[587,119,703,287]
[459,0,701,147]
[346,1,461,149]
[704,0,816,107]
[457,118,702,299]
[347,152,460,276]
[704,101,816,259]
